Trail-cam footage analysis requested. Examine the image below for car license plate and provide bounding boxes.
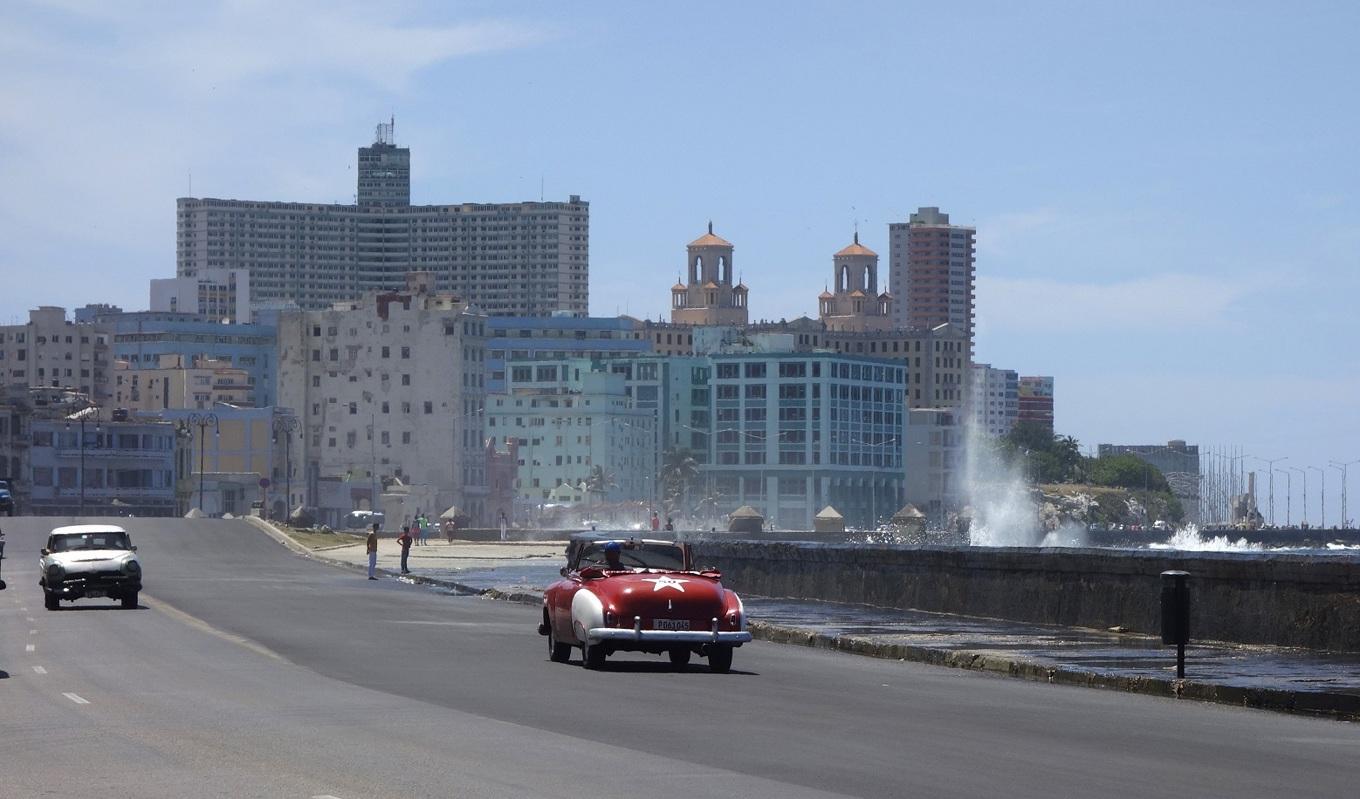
[85,590,105,598]
[654,619,690,631]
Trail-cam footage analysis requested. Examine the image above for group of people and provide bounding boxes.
[364,512,435,579]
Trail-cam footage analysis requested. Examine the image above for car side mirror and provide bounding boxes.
[559,566,568,577]
[40,548,49,556]
[579,566,605,579]
[131,546,138,552]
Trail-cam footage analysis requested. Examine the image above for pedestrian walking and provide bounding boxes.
[664,517,674,532]
[651,511,660,531]
[397,525,413,574]
[412,511,423,545]
[418,513,430,546]
[499,510,508,543]
[366,523,379,580]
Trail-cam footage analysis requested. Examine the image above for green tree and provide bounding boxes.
[660,448,699,518]
[584,465,617,504]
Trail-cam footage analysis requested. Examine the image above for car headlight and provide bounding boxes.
[122,559,141,576]
[46,563,64,581]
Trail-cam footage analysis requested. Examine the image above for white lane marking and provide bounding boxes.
[63,692,90,705]
[313,795,345,799]
[30,629,38,634]
[33,666,46,675]
[26,616,34,622]
[25,643,35,652]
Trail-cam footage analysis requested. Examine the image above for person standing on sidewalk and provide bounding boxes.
[397,524,413,574]
[366,523,379,580]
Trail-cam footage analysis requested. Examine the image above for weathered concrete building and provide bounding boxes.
[0,306,112,403]
[27,411,187,517]
[113,355,253,410]
[276,273,489,526]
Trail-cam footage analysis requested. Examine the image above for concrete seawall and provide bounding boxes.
[689,541,1360,652]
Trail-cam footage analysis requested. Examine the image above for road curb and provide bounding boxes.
[743,619,1360,722]
[241,518,1359,721]
[244,517,545,608]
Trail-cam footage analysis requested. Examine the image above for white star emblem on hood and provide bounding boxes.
[642,576,688,592]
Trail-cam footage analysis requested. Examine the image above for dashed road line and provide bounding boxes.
[32,666,46,675]
[25,643,35,652]
[63,692,90,705]
[312,795,345,799]
[30,628,37,634]
[26,616,34,622]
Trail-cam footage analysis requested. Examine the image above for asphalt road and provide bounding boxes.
[2,517,1357,798]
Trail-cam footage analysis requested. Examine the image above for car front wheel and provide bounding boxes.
[44,592,60,611]
[121,591,138,609]
[668,648,692,669]
[708,646,733,673]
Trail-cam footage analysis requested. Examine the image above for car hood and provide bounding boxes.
[46,550,138,570]
[589,571,725,615]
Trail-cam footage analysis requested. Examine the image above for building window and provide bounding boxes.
[402,374,411,386]
[381,346,390,358]
[401,346,410,359]
[349,402,357,415]
[423,401,433,414]
[402,431,412,444]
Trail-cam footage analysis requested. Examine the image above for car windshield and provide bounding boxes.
[577,541,686,571]
[49,532,131,552]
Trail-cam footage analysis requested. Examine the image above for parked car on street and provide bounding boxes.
[38,524,142,610]
[0,479,15,516]
[539,534,751,672]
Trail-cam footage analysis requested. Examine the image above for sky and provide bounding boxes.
[2,0,1358,524]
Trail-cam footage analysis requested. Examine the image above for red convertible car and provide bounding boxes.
[538,535,752,672]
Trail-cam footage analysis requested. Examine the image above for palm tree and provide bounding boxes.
[660,448,699,518]
[585,465,617,504]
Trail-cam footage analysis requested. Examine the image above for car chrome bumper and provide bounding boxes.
[587,627,752,645]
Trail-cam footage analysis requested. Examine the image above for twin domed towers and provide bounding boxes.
[668,224,892,331]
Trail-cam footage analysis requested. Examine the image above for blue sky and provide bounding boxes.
[2,1,1357,524]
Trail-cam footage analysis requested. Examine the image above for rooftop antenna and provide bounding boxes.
[540,175,544,202]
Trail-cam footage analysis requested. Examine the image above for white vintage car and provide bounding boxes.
[39,524,142,610]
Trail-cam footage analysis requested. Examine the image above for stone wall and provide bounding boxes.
[689,541,1360,652]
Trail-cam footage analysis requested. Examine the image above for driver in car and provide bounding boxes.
[603,541,630,571]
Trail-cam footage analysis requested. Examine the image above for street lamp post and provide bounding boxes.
[1331,460,1360,529]
[65,408,102,517]
[272,415,300,522]
[1288,466,1307,527]
[1253,457,1287,526]
[1275,469,1292,527]
[1308,466,1326,528]
[187,413,220,514]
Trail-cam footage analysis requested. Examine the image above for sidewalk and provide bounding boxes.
[254,522,1360,720]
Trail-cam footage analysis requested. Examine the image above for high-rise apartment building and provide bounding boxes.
[888,207,976,352]
[1017,375,1055,434]
[176,122,588,317]
[151,268,252,323]
[969,363,1019,438]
